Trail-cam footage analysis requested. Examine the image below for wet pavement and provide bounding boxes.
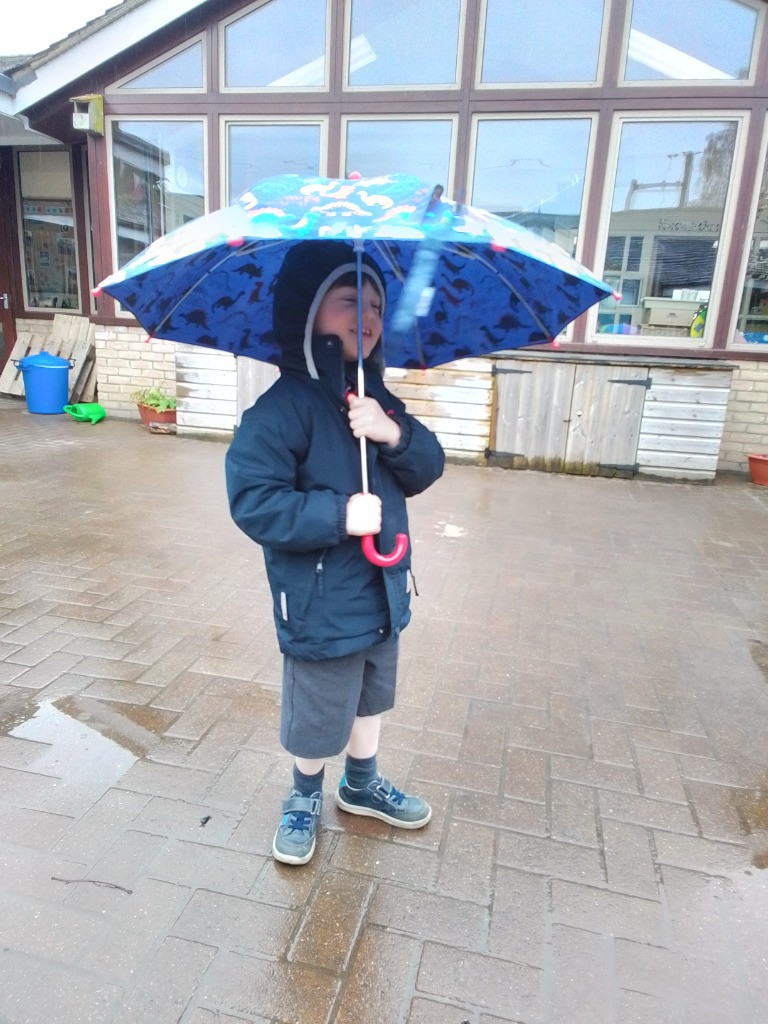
[2,393,768,1024]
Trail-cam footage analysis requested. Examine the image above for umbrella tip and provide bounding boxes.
[551,339,560,348]
[612,291,622,301]
[227,237,245,247]
[91,286,101,296]
[347,170,362,180]
[145,335,154,344]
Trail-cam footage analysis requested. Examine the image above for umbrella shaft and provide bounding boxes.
[359,435,369,493]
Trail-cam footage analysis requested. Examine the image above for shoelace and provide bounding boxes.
[283,811,313,833]
[377,779,405,806]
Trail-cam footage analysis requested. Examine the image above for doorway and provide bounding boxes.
[0,225,16,374]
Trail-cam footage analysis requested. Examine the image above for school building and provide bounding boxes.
[2,0,768,479]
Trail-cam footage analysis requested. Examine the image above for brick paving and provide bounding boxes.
[1,394,768,1024]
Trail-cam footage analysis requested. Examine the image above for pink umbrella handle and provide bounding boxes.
[361,532,409,568]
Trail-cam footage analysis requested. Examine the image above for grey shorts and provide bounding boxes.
[280,636,399,758]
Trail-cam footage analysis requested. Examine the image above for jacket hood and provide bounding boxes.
[272,240,386,379]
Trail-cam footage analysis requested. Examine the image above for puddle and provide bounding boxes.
[2,694,176,807]
[731,776,768,869]
[750,640,768,684]
[11,702,137,800]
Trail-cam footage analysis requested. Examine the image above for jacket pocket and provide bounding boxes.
[271,550,327,627]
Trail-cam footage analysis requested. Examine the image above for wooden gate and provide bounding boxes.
[491,358,648,476]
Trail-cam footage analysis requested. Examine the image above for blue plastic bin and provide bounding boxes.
[13,351,73,414]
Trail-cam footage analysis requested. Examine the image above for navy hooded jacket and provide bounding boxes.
[225,241,445,660]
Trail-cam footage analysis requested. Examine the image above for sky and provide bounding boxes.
[3,1,119,55]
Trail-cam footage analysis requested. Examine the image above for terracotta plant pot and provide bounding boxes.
[136,403,176,427]
[747,453,768,486]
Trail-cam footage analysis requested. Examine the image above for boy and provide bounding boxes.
[225,239,445,865]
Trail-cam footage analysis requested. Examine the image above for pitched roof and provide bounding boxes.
[3,0,209,114]
[6,0,142,74]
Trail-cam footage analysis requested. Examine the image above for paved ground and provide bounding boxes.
[1,394,768,1024]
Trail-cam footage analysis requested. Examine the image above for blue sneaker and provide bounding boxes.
[272,789,322,865]
[335,774,431,829]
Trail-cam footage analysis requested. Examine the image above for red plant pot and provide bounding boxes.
[136,403,176,427]
[747,453,768,486]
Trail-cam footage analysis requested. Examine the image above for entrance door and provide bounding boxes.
[0,247,15,373]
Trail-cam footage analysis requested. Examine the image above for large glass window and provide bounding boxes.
[111,120,205,269]
[226,122,323,203]
[736,138,768,345]
[344,119,453,187]
[18,151,80,311]
[223,0,328,89]
[598,119,737,341]
[624,0,758,82]
[119,42,204,91]
[470,117,593,256]
[480,0,605,85]
[346,0,461,87]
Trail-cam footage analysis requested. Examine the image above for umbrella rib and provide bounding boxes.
[450,244,554,340]
[373,240,428,369]
[152,238,286,338]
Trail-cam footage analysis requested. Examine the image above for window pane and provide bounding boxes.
[227,123,322,203]
[122,43,203,90]
[471,118,592,256]
[736,142,768,344]
[481,0,604,84]
[345,120,452,185]
[348,0,460,86]
[625,0,757,81]
[112,121,204,268]
[224,0,327,88]
[18,151,79,311]
[599,120,736,340]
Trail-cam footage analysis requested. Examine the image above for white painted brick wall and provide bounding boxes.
[718,361,768,473]
[95,326,176,420]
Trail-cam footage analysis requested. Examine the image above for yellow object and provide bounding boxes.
[689,303,707,338]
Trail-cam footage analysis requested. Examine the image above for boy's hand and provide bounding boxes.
[347,394,401,448]
[346,492,382,536]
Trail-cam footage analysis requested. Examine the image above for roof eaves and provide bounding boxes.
[8,0,210,114]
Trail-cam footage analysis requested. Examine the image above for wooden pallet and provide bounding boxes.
[0,314,97,402]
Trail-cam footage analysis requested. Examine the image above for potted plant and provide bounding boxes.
[747,453,768,486]
[130,385,177,427]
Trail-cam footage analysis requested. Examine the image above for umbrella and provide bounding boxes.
[96,173,614,564]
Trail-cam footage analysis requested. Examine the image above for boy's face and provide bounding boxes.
[313,279,382,361]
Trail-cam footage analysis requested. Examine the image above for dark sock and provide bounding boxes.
[344,753,377,790]
[293,763,324,797]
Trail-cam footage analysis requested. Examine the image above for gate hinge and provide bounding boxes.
[600,462,639,474]
[608,376,652,388]
[492,365,534,376]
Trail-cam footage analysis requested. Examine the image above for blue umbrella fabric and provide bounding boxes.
[96,173,614,368]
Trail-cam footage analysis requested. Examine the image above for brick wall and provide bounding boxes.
[718,361,768,473]
[94,326,176,419]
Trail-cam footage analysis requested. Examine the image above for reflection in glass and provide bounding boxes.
[599,120,736,338]
[227,123,321,203]
[481,0,604,84]
[121,43,203,90]
[112,121,204,268]
[625,0,757,81]
[736,144,768,344]
[18,151,79,310]
[347,0,460,86]
[225,0,327,88]
[345,120,452,186]
[471,118,592,255]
